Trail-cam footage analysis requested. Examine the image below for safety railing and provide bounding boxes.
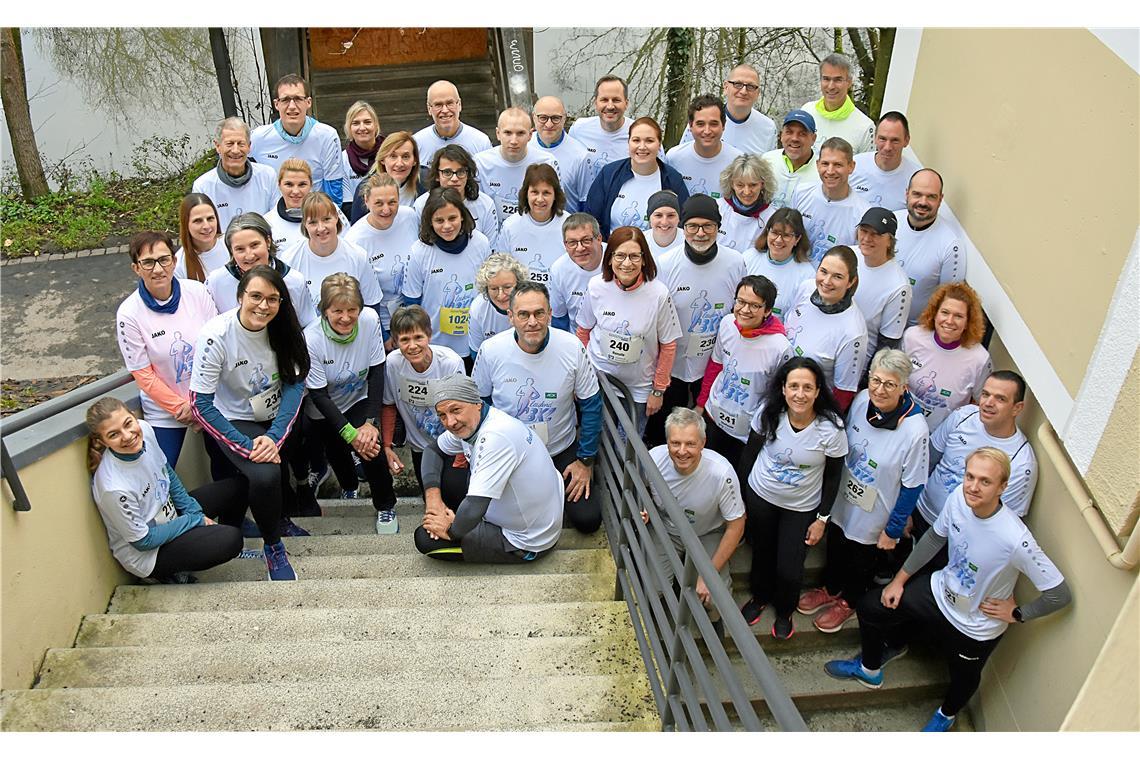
[594,371,806,731]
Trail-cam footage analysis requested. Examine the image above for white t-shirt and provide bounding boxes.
[204,263,317,329]
[568,115,631,188]
[852,247,912,357]
[742,249,815,321]
[381,345,465,452]
[649,446,745,537]
[549,255,601,328]
[303,308,385,414]
[830,391,929,545]
[116,280,218,427]
[474,146,559,219]
[893,212,966,326]
[664,141,742,200]
[577,276,683,403]
[250,121,344,190]
[761,149,819,210]
[174,238,230,281]
[467,294,511,356]
[497,212,566,285]
[801,100,875,154]
[438,406,563,552]
[191,162,279,235]
[92,420,178,578]
[850,152,923,212]
[918,405,1038,524]
[903,326,993,431]
[747,408,848,512]
[681,109,777,156]
[190,308,284,423]
[412,122,493,169]
[791,184,871,266]
[344,207,420,332]
[931,487,1064,641]
[784,280,869,393]
[705,314,793,441]
[280,237,383,323]
[473,328,599,457]
[531,132,590,211]
[339,149,374,210]
[648,232,681,261]
[413,191,501,251]
[609,169,661,233]
[401,231,493,355]
[266,204,350,254]
[657,245,747,382]
[716,197,774,254]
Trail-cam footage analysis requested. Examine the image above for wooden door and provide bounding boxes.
[308,28,488,71]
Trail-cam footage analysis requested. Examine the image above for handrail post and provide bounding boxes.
[1,438,32,511]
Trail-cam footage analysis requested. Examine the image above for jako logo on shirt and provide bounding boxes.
[431,267,444,274]
[267,154,279,159]
[602,310,616,317]
[233,359,248,369]
[150,330,165,338]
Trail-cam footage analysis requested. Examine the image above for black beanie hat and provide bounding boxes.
[681,193,721,226]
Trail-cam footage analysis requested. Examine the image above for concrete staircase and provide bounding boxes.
[0,497,657,731]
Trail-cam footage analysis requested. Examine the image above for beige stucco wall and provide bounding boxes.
[1084,354,1140,536]
[906,28,1139,398]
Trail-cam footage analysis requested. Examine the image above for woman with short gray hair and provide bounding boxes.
[468,253,528,358]
[717,154,778,252]
[797,347,930,635]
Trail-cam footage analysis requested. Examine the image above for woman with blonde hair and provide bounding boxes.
[340,101,383,217]
[349,131,424,222]
[468,252,527,357]
[717,154,778,253]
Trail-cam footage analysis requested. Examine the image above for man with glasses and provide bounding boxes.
[666,95,742,200]
[530,95,590,212]
[680,64,777,155]
[802,53,875,155]
[413,80,492,170]
[474,107,558,220]
[648,195,745,446]
[250,74,344,204]
[549,213,605,333]
[472,281,604,534]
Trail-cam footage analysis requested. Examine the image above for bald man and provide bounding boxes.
[530,95,590,212]
[473,107,559,220]
[413,80,493,169]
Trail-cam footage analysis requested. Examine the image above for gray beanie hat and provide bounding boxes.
[647,190,681,218]
[431,375,482,407]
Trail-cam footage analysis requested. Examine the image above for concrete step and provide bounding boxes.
[107,573,613,614]
[192,547,613,583]
[244,529,608,557]
[1,673,655,731]
[791,698,975,732]
[76,601,633,649]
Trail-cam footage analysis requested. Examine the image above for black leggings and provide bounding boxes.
[410,449,468,506]
[552,445,601,534]
[206,419,299,545]
[823,522,882,604]
[744,484,816,619]
[148,476,246,577]
[644,377,702,447]
[702,410,748,484]
[311,400,396,510]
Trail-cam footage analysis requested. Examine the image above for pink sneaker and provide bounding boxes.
[814,598,855,633]
[797,587,839,615]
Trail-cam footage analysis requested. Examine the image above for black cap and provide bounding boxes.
[681,194,721,226]
[858,207,897,235]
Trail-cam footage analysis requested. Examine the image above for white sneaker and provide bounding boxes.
[375,508,398,535]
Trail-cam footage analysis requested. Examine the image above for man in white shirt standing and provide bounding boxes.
[193,117,279,235]
[762,110,820,210]
[531,96,590,213]
[568,75,632,189]
[250,74,344,205]
[474,108,558,221]
[720,64,777,154]
[416,375,563,563]
[549,213,604,333]
[826,447,1070,732]
[666,95,743,200]
[803,53,876,155]
[894,168,965,326]
[791,136,871,265]
[413,80,493,170]
[850,112,922,211]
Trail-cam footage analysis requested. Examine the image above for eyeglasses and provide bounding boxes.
[136,255,174,271]
[439,168,469,180]
[274,95,309,105]
[768,230,798,240]
[683,222,718,234]
[564,237,595,249]
[429,99,459,111]
[868,376,901,392]
[612,253,643,263]
[513,309,548,322]
[820,75,849,85]
[487,285,514,295]
[726,80,759,92]
[734,297,766,312]
[534,114,564,125]
[245,292,281,307]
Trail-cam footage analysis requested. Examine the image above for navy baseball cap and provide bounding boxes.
[783,109,816,133]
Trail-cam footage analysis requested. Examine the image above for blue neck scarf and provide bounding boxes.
[274,116,316,144]
[138,277,181,314]
[436,232,470,254]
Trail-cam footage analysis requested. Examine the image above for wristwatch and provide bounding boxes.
[650,389,665,398]
[578,456,596,467]
[1012,606,1024,623]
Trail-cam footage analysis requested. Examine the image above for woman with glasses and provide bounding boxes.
[413,144,501,248]
[115,231,218,466]
[339,101,383,218]
[745,208,816,322]
[468,253,527,358]
[496,164,567,286]
[716,154,778,254]
[797,348,929,634]
[174,193,228,282]
[349,131,425,222]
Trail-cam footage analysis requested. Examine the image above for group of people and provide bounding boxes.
[83,54,1069,731]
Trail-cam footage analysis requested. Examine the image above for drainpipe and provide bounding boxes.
[496,28,536,109]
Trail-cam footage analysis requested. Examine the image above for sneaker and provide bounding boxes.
[264,541,297,581]
[241,517,262,538]
[771,615,795,640]
[797,587,839,615]
[921,708,956,732]
[740,598,767,626]
[306,463,330,491]
[813,598,855,633]
[236,548,263,560]
[279,517,310,537]
[342,488,359,500]
[880,643,909,668]
[824,655,883,689]
[297,485,322,517]
[375,508,399,535]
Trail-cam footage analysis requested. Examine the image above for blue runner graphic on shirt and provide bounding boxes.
[414,405,444,438]
[514,377,556,423]
[168,331,194,384]
[938,455,966,491]
[687,290,716,332]
[690,177,709,196]
[808,217,831,265]
[527,253,550,283]
[847,437,876,483]
[618,200,644,227]
[787,324,804,352]
[947,540,977,593]
[441,274,474,308]
[248,363,271,393]
[613,320,632,339]
[767,447,806,485]
[911,370,947,414]
[717,358,749,404]
[389,254,406,296]
[588,151,611,183]
[332,361,365,395]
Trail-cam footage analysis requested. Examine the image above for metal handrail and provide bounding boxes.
[595,371,806,731]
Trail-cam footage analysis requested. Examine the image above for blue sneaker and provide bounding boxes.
[342,488,359,500]
[921,708,956,732]
[307,463,330,491]
[264,541,297,581]
[241,517,261,538]
[824,655,883,689]
[279,517,310,537]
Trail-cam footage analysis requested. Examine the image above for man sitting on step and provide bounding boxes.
[414,375,563,563]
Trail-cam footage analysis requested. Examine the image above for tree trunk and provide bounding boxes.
[1,28,50,200]
[868,28,896,121]
[833,28,844,53]
[662,27,695,149]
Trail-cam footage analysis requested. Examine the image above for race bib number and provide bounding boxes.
[685,331,717,359]
[942,582,975,615]
[602,330,644,364]
[715,406,751,438]
[529,421,550,445]
[528,270,551,283]
[249,385,283,421]
[439,307,469,336]
[153,496,177,525]
[399,377,433,407]
[843,469,878,512]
